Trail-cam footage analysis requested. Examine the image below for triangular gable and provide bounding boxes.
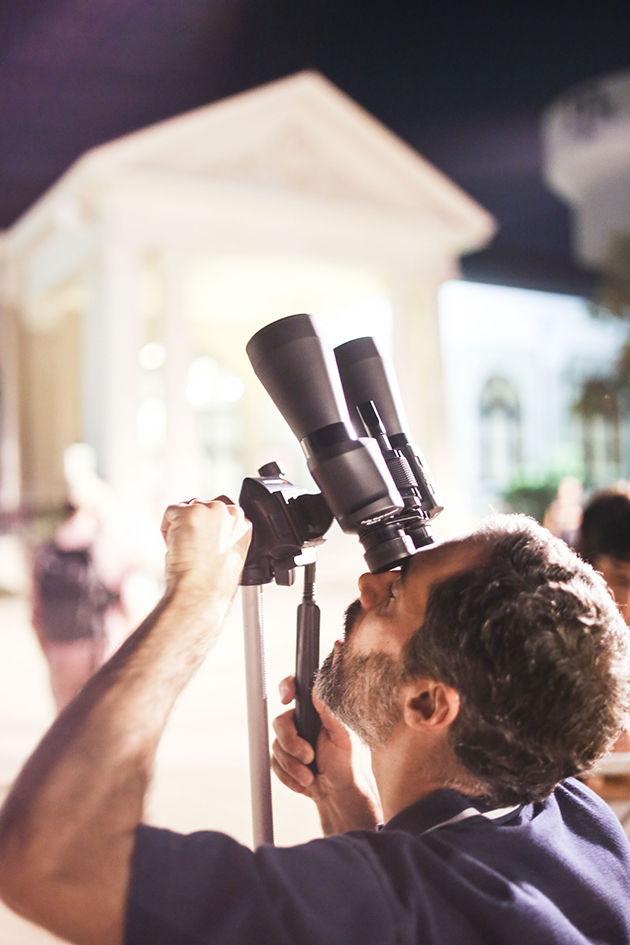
[76,71,494,243]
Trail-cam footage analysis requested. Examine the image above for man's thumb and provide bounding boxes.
[312,690,347,737]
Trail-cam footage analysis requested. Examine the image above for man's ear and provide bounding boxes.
[402,678,460,731]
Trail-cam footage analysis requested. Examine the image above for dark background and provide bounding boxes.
[2,1,629,295]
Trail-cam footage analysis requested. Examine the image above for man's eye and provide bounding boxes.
[377,588,396,613]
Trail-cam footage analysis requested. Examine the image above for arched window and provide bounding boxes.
[575,378,621,486]
[479,376,522,488]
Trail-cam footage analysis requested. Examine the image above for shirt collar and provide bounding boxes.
[381,788,511,835]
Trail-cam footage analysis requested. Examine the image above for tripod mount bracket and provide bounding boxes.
[239,462,334,587]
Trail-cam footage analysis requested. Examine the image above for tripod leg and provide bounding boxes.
[241,585,274,846]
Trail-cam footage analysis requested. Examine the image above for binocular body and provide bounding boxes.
[243,313,442,576]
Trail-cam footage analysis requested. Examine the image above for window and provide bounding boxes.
[575,379,621,486]
[480,376,522,488]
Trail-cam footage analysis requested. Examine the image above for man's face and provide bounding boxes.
[593,554,630,622]
[314,538,481,746]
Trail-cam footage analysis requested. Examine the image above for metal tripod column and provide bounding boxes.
[241,584,274,846]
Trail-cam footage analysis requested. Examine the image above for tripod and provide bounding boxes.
[239,464,332,846]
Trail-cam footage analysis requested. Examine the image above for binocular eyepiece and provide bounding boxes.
[246,313,442,573]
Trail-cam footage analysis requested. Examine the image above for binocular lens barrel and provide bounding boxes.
[335,336,442,520]
[246,314,351,441]
[334,337,408,437]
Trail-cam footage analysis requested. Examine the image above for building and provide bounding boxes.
[0,72,494,530]
[440,281,628,518]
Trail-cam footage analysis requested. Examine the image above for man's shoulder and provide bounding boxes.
[127,810,630,945]
[554,776,630,840]
[555,776,624,816]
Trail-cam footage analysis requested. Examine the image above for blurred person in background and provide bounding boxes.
[31,498,130,711]
[577,483,630,624]
[30,444,132,712]
[543,475,584,546]
[577,483,630,757]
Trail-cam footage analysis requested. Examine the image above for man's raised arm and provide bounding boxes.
[0,500,251,945]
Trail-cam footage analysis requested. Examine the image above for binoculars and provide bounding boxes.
[238,312,443,788]
[242,312,442,579]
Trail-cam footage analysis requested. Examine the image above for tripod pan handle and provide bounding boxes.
[295,599,321,775]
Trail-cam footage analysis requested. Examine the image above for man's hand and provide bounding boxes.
[161,498,251,601]
[272,677,381,835]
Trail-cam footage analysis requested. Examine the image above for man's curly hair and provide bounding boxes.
[403,515,630,805]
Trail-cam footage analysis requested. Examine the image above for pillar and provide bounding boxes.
[83,234,142,505]
[387,273,463,532]
[161,250,200,502]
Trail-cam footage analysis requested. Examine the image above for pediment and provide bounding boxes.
[81,72,494,242]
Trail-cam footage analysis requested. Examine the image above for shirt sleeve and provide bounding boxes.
[124,824,399,945]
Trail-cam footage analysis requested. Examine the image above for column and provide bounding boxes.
[387,273,462,531]
[161,249,199,501]
[0,303,21,509]
[83,234,142,505]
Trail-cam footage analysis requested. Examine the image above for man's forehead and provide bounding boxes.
[404,535,484,582]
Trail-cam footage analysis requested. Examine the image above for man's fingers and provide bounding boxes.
[160,499,250,545]
[312,689,340,728]
[278,676,296,705]
[312,690,352,746]
[160,500,217,539]
[272,710,315,765]
[160,503,181,540]
[271,757,309,795]
[271,740,314,788]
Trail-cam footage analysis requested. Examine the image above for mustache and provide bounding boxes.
[343,599,363,640]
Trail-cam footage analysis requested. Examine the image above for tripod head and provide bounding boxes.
[239,462,333,587]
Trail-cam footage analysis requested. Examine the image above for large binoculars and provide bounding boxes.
[245,313,442,574]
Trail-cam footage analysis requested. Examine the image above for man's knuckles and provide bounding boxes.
[272,715,314,765]
[278,676,296,703]
[271,758,308,795]
[272,709,294,736]
[272,711,301,750]
[271,743,313,788]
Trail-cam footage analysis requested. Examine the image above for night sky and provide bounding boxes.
[2,1,629,294]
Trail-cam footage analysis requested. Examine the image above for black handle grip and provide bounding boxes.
[295,598,321,775]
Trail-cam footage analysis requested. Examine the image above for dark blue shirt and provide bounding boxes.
[125,778,630,944]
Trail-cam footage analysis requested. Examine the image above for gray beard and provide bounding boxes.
[314,599,405,747]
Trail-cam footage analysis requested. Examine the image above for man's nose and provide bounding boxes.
[358,571,397,610]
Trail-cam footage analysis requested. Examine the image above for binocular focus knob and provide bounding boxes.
[258,461,286,479]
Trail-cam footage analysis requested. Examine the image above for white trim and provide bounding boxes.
[422,804,521,837]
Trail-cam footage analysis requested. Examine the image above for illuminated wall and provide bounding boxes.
[1,73,494,533]
[440,280,628,515]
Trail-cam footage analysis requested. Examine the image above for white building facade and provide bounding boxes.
[440,281,628,518]
[0,71,494,528]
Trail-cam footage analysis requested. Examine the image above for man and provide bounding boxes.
[31,500,129,711]
[0,500,629,945]
[576,483,630,758]
[577,483,630,623]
